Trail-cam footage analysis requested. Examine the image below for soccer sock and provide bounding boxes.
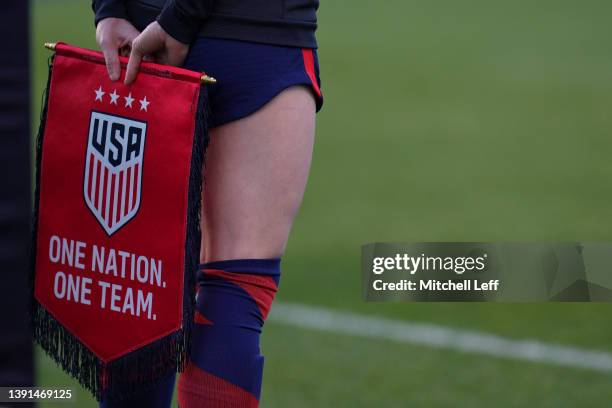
[177,259,281,408]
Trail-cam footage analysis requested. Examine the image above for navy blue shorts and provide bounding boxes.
[184,38,323,128]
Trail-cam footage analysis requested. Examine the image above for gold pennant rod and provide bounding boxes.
[43,42,216,85]
[200,74,217,85]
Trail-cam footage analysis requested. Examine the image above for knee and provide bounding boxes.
[201,180,308,262]
[202,219,292,262]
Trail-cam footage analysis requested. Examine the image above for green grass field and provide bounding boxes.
[33,0,612,406]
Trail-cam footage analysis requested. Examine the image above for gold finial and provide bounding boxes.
[44,42,57,51]
[200,74,217,85]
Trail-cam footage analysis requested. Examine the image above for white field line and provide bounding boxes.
[269,302,612,373]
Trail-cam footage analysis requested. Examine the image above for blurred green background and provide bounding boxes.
[33,0,612,406]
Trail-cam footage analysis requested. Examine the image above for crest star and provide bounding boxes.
[124,93,135,108]
[139,96,150,112]
[109,89,120,105]
[94,86,105,102]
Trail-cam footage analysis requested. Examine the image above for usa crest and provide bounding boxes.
[83,111,147,235]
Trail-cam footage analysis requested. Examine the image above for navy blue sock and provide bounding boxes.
[178,259,280,407]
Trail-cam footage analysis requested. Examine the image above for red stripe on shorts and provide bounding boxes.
[302,49,321,97]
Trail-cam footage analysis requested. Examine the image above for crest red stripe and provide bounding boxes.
[97,160,106,214]
[120,167,127,218]
[128,165,134,212]
[131,163,139,212]
[87,152,95,201]
[91,154,98,205]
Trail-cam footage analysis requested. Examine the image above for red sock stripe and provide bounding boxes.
[194,310,213,325]
[178,362,259,408]
[205,269,278,319]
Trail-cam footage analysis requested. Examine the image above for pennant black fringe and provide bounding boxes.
[30,56,209,402]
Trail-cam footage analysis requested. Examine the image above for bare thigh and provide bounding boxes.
[200,86,316,262]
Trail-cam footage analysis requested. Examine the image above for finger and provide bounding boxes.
[124,25,164,85]
[124,46,143,85]
[101,45,120,81]
[134,23,165,56]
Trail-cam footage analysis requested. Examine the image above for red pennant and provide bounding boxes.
[31,43,208,401]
